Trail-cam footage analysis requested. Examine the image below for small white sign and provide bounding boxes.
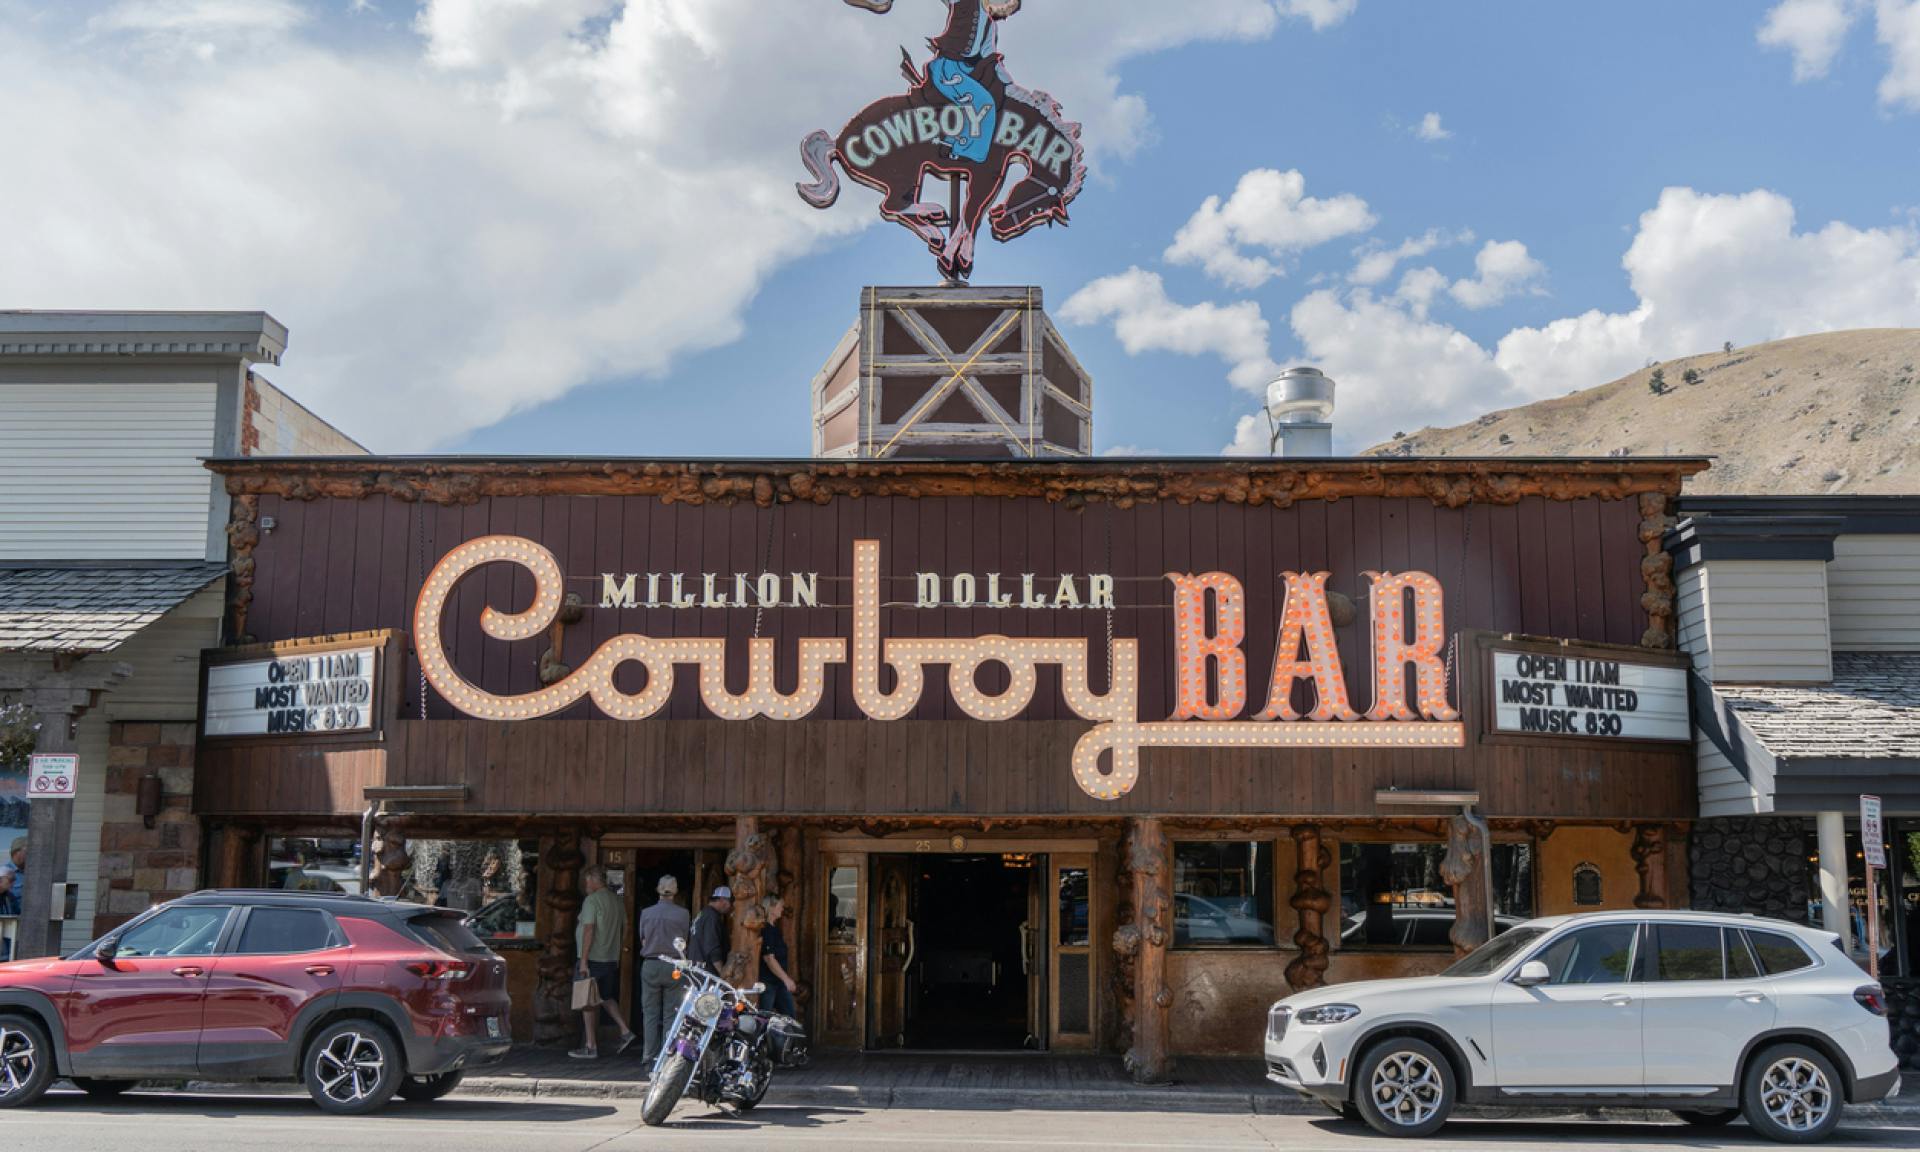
[204,648,377,738]
[1863,795,1885,869]
[1491,650,1689,742]
[28,754,78,799]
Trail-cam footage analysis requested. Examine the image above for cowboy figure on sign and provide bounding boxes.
[799,0,1086,283]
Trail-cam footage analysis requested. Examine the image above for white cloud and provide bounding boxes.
[1495,186,1920,393]
[1208,186,1920,452]
[1278,0,1360,31]
[1060,268,1280,393]
[0,0,1340,450]
[1758,0,1862,80]
[1761,0,1920,111]
[1414,112,1451,141]
[1348,229,1470,286]
[88,0,309,36]
[1878,0,1920,110]
[1448,240,1547,310]
[1165,169,1377,289]
[1393,267,1451,318]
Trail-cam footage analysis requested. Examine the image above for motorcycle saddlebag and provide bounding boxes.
[767,1014,810,1068]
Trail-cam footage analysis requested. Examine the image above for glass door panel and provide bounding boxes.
[1050,854,1095,1051]
[818,856,866,1048]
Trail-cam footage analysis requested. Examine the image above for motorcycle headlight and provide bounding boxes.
[691,992,724,1023]
[1294,1004,1361,1026]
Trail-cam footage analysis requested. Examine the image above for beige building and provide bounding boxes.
[0,312,361,958]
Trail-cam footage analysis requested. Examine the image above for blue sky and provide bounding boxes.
[4,1,1918,456]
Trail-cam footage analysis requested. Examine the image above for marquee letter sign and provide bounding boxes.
[795,0,1088,283]
[414,537,1466,802]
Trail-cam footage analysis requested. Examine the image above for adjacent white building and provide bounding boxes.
[0,312,361,957]
[1670,497,1920,976]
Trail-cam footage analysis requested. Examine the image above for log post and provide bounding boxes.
[1631,824,1669,910]
[1443,813,1491,956]
[1285,824,1331,991]
[372,828,412,898]
[725,816,775,989]
[212,823,261,889]
[1122,817,1171,1084]
[534,833,585,1046]
[772,824,808,1010]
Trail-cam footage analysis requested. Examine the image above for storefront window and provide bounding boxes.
[266,836,539,941]
[1812,827,1899,972]
[1172,841,1274,948]
[1339,842,1535,950]
[1059,866,1090,948]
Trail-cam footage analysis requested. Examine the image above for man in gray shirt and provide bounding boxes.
[637,875,693,1065]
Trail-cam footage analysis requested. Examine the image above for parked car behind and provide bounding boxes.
[0,889,511,1113]
[1266,910,1898,1142]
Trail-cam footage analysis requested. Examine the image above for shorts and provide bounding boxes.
[588,960,622,1004]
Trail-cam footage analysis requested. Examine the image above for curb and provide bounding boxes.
[457,1075,1919,1124]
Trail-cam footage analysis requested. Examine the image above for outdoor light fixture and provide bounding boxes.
[1374,789,1482,808]
[136,773,163,829]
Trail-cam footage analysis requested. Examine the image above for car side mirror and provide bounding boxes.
[95,937,120,963]
[1512,960,1551,988]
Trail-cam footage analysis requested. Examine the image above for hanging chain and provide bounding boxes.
[1443,504,1474,710]
[752,503,779,640]
[415,502,429,719]
[1103,504,1116,685]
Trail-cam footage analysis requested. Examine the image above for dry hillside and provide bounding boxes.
[1363,330,1920,494]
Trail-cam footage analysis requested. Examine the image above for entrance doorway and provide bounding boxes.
[815,841,1096,1054]
[599,842,728,1010]
[871,854,1040,1051]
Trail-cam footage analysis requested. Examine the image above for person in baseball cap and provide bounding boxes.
[689,885,734,972]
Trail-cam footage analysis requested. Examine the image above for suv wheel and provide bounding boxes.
[0,1017,54,1109]
[1742,1043,1842,1144]
[305,1021,403,1115]
[1353,1037,1456,1138]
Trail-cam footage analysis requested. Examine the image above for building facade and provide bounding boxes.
[192,455,1703,1072]
[1672,496,1920,1073]
[0,311,361,960]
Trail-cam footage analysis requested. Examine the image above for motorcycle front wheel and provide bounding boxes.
[642,1052,695,1128]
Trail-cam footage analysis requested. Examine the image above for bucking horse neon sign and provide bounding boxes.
[796,0,1088,283]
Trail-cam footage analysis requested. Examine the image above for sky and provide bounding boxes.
[2,0,1918,456]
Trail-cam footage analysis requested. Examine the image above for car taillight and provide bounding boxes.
[1854,985,1887,1016]
[407,959,473,982]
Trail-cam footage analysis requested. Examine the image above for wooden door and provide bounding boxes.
[1025,854,1049,1049]
[1049,854,1096,1051]
[817,854,866,1049]
[869,855,914,1049]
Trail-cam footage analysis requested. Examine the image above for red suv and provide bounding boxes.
[0,889,511,1114]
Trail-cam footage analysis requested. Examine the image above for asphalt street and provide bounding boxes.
[11,1090,1920,1152]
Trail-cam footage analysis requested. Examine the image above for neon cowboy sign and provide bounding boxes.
[414,537,1467,802]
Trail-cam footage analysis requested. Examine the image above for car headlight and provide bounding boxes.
[1294,1004,1361,1026]
[691,992,724,1022]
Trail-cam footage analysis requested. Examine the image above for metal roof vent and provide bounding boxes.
[1265,367,1336,457]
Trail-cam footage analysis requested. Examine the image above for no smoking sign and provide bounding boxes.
[28,754,78,800]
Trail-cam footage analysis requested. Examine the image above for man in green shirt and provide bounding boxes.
[572,865,635,1059]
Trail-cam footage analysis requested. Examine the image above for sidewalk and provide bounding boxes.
[460,1046,1918,1122]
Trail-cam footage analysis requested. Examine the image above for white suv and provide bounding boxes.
[1265,910,1899,1142]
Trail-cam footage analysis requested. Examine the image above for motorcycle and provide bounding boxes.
[641,938,811,1128]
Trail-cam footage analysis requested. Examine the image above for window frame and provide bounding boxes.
[1643,920,1733,983]
[112,904,240,960]
[1520,919,1643,986]
[1169,838,1281,952]
[226,905,346,957]
[1333,837,1539,953]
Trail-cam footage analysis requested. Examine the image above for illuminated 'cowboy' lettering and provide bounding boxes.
[413,536,1467,802]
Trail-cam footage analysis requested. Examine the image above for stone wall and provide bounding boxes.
[1688,817,1808,923]
[95,721,200,936]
